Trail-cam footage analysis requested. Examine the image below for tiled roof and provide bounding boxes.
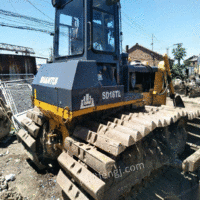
[128,43,174,61]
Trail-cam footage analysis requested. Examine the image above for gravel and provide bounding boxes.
[0,135,62,200]
[8,83,33,114]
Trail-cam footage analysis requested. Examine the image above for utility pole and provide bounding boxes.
[151,34,154,51]
[197,54,200,74]
[151,34,155,66]
[166,47,169,55]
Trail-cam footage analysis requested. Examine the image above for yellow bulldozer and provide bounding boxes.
[14,0,200,199]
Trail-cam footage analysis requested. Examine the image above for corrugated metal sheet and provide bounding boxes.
[0,54,37,75]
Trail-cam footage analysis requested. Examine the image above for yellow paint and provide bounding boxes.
[151,54,175,106]
[143,91,153,105]
[153,91,157,95]
[34,98,143,121]
[152,61,167,105]
[34,99,73,121]
[73,98,143,118]
[163,53,175,95]
[34,89,37,99]
[142,56,174,106]
[34,97,143,144]
[141,60,168,106]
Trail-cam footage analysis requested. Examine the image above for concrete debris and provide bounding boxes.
[0,191,25,200]
[0,124,65,199]
[15,159,20,163]
[0,175,26,199]
[0,150,9,157]
[5,174,15,182]
[6,158,12,163]
[0,176,8,191]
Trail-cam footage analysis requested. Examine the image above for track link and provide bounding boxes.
[58,105,197,200]
[128,104,200,200]
[16,104,200,200]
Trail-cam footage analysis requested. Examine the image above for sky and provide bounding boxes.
[0,0,200,64]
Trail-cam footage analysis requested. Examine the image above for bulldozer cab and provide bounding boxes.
[92,0,115,52]
[53,0,120,64]
[54,0,84,57]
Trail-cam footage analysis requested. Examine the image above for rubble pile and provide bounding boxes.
[173,75,200,97]
[0,174,25,200]
[0,190,24,200]
[0,176,8,192]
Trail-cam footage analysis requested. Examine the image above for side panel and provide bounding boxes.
[32,60,78,110]
[72,61,124,111]
[34,85,59,107]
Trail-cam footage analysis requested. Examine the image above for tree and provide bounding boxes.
[183,59,191,67]
[172,43,186,66]
[171,64,186,80]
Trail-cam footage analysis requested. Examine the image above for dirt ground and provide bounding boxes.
[0,134,62,200]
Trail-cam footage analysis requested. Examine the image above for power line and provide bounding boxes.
[0,15,40,29]
[0,13,54,34]
[0,10,72,38]
[122,12,166,51]
[122,11,163,45]
[123,13,169,52]
[122,18,155,43]
[122,10,167,49]
[0,9,53,27]
[25,0,53,20]
[8,0,18,13]
[151,34,154,51]
[0,20,68,37]
[0,22,53,35]
[122,12,152,40]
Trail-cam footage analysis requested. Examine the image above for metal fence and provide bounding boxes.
[0,74,34,129]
